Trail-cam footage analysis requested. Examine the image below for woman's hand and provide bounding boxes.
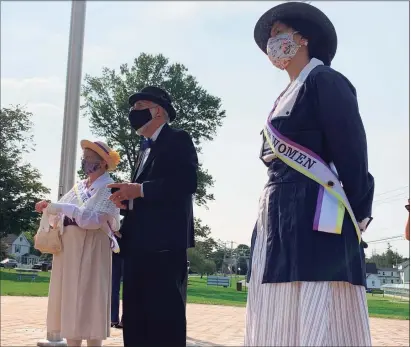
[35,200,49,213]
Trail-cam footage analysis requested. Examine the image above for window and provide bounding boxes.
[382,272,385,275]
[372,281,375,286]
[14,245,21,253]
[391,280,394,283]
[383,279,386,284]
[392,272,394,276]
[19,237,22,242]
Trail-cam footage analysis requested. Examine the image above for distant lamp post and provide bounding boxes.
[37,1,86,346]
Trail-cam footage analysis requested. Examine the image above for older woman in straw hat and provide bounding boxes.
[35,140,121,347]
[246,2,375,346]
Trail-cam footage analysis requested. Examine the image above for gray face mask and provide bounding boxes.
[81,158,101,175]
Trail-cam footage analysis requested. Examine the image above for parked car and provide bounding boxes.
[32,261,52,271]
[0,258,18,269]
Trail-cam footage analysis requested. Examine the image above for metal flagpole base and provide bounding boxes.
[37,332,67,347]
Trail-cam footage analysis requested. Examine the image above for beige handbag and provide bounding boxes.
[34,210,62,255]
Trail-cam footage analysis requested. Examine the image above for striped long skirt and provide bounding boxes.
[244,187,372,347]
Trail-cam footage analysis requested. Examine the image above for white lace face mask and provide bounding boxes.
[267,32,307,70]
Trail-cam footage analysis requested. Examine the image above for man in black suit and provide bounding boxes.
[108,86,198,347]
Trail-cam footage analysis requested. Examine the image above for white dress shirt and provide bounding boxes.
[129,123,166,209]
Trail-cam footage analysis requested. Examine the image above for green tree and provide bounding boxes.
[194,218,212,239]
[194,217,217,258]
[188,248,205,277]
[23,231,41,257]
[236,244,250,254]
[235,244,250,275]
[187,248,217,278]
[203,259,217,276]
[196,239,218,259]
[210,247,226,273]
[0,240,8,260]
[81,53,225,244]
[81,53,225,207]
[0,106,50,239]
[366,243,408,268]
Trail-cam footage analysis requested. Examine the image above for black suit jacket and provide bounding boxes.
[119,124,198,254]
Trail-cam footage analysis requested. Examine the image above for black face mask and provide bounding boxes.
[128,108,152,131]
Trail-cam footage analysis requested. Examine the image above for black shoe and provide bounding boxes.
[111,322,123,329]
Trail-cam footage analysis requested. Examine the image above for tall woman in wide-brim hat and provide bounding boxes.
[35,140,121,347]
[245,2,375,346]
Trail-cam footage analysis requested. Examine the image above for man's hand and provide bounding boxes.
[107,183,142,209]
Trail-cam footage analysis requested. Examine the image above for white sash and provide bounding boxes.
[262,58,361,242]
[263,124,360,242]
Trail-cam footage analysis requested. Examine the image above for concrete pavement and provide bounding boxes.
[1,296,409,346]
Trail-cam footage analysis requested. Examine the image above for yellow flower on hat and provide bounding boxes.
[109,150,121,167]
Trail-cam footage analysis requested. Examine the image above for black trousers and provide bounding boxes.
[122,250,187,347]
[111,253,124,323]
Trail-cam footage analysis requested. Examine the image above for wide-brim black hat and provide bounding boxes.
[129,86,176,122]
[254,2,337,62]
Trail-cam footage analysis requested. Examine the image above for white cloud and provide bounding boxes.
[1,77,65,107]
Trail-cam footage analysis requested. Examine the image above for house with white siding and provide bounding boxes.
[366,263,381,289]
[398,260,410,284]
[2,233,39,265]
[378,266,402,285]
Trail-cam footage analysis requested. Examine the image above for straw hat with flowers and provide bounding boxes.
[80,140,121,171]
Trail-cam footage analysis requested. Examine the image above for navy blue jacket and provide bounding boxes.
[248,65,375,286]
[119,124,198,255]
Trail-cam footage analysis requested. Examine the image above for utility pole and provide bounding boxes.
[37,1,86,346]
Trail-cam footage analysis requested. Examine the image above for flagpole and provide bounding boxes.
[38,1,86,345]
[56,0,87,201]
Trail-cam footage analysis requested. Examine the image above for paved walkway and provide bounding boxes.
[1,296,409,346]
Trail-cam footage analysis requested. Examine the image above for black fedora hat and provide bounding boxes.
[128,86,177,122]
[254,2,337,62]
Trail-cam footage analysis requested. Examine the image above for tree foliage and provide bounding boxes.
[23,231,41,257]
[0,106,50,239]
[81,53,226,207]
[366,243,409,268]
[0,240,8,260]
[187,248,216,278]
[191,217,218,272]
[235,244,250,275]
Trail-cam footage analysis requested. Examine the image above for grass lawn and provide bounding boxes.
[1,269,409,320]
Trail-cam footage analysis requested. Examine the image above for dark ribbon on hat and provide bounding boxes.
[94,142,110,154]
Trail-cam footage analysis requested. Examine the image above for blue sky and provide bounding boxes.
[1,1,409,257]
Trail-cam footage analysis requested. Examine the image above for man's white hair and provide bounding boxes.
[163,109,170,123]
